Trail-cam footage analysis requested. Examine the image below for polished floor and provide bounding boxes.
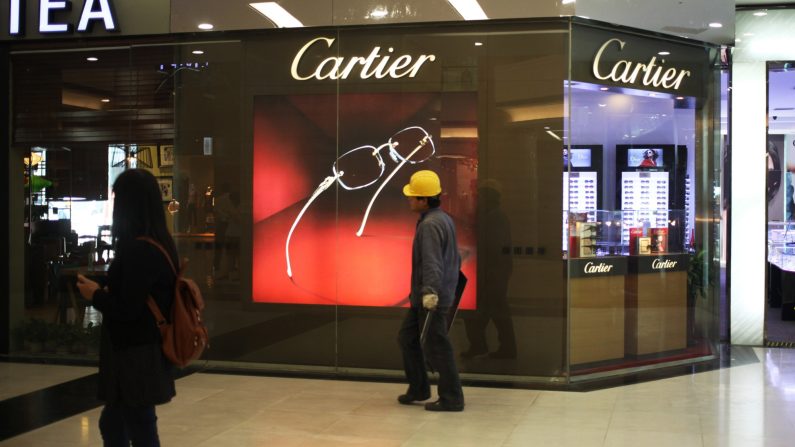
[1,347,795,446]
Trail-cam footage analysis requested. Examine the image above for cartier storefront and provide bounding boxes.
[2,3,723,386]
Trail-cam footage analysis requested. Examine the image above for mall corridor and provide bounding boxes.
[1,347,793,447]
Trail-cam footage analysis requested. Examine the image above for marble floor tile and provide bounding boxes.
[4,348,795,447]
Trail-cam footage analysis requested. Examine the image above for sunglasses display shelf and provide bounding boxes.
[767,221,795,320]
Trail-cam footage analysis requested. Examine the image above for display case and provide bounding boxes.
[768,221,795,272]
[767,221,795,320]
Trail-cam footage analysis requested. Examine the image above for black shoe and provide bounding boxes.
[424,400,464,412]
[397,391,431,405]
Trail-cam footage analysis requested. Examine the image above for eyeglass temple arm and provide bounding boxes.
[355,136,429,237]
[286,173,341,278]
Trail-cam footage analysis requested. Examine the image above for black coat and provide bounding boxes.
[92,238,177,407]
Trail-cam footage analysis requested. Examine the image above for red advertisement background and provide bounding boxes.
[252,93,478,308]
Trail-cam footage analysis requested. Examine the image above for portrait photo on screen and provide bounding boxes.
[252,92,478,309]
[628,148,664,168]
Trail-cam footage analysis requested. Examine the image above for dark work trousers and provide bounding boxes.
[398,306,464,406]
[99,403,160,447]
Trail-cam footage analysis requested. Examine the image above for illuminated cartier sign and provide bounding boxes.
[592,38,690,90]
[652,258,678,270]
[9,0,117,35]
[584,262,614,274]
[291,37,436,81]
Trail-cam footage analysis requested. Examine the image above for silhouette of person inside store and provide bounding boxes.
[462,182,517,359]
[213,183,240,280]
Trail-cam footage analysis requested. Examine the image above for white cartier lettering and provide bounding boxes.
[584,262,614,274]
[592,38,690,90]
[652,259,678,269]
[291,37,436,81]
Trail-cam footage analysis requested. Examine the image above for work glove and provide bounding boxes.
[422,294,439,310]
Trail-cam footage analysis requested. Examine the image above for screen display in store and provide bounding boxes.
[564,148,593,168]
[627,148,664,168]
[252,92,478,308]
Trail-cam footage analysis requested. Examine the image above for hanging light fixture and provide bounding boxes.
[111,145,153,169]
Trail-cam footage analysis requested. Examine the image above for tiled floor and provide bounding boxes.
[2,348,795,446]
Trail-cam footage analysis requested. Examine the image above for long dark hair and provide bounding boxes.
[112,169,178,264]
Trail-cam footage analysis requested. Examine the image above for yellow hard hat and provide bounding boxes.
[403,170,442,197]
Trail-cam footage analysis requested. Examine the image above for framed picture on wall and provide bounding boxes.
[158,144,175,167]
[157,177,173,202]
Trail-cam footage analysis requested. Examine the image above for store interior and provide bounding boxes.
[765,61,795,346]
[563,80,715,374]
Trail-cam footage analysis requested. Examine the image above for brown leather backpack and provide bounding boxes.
[139,237,209,368]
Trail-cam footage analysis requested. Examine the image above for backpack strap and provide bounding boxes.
[146,297,168,328]
[137,236,176,329]
[137,236,178,276]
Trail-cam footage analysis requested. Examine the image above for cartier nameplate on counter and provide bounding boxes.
[569,257,628,278]
[628,253,690,274]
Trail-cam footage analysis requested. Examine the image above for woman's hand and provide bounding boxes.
[76,274,100,301]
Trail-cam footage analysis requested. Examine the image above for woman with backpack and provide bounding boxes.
[76,168,178,446]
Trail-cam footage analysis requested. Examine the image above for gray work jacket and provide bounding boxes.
[410,207,461,308]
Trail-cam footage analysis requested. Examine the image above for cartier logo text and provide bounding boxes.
[291,37,436,81]
[584,262,614,274]
[651,259,678,270]
[592,38,690,90]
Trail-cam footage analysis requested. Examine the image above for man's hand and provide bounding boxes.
[422,294,438,310]
[76,274,100,301]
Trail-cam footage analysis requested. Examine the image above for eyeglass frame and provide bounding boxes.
[285,125,436,278]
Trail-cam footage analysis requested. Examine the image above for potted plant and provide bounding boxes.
[24,318,48,353]
[53,324,75,355]
[85,322,102,357]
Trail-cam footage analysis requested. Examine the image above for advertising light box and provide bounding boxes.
[252,92,478,308]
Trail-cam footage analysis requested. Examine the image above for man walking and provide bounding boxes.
[397,170,465,412]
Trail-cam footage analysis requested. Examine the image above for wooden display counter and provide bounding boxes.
[625,254,689,356]
[568,257,627,365]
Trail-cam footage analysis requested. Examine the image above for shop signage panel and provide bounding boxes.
[592,38,690,90]
[1,0,169,39]
[569,257,628,278]
[571,25,706,98]
[628,253,690,274]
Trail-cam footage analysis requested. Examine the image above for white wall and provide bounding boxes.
[731,61,766,345]
[730,9,795,345]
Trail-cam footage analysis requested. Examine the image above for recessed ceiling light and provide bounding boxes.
[86,56,98,62]
[198,23,214,30]
[192,50,205,55]
[598,103,607,107]
[676,96,685,100]
[735,38,742,42]
[708,22,723,28]
[447,0,488,21]
[599,87,609,91]
[474,41,483,46]
[753,11,768,17]
[658,51,670,56]
[101,98,110,103]
[250,2,304,27]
